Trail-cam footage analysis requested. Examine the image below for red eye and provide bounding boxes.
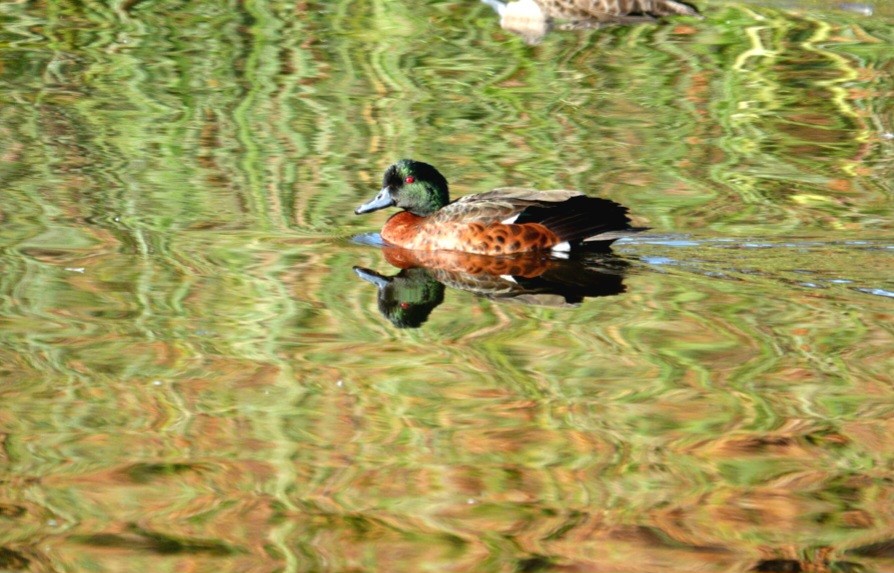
[400,302,411,309]
[405,176,415,184]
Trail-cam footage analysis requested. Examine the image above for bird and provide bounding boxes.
[482,0,699,23]
[480,0,700,42]
[354,159,643,256]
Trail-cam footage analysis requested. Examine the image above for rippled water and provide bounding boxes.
[1,0,893,571]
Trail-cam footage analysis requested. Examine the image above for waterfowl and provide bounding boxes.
[483,0,699,23]
[481,0,700,42]
[355,159,642,256]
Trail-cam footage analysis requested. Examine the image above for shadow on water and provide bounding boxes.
[353,240,630,328]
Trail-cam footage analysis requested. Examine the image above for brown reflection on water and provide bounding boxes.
[353,245,630,328]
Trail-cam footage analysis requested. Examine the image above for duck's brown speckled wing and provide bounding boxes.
[430,188,583,225]
[541,0,700,20]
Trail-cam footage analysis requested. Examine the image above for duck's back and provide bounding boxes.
[382,188,640,255]
[432,188,584,225]
[540,0,700,20]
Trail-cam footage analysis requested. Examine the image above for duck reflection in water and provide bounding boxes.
[354,246,630,329]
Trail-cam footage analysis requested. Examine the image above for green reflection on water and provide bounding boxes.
[1,0,893,572]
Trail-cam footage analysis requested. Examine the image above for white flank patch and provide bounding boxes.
[501,214,519,224]
[481,0,507,16]
[499,275,518,284]
[551,241,571,252]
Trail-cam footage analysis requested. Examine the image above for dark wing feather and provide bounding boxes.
[431,188,583,225]
[513,195,634,244]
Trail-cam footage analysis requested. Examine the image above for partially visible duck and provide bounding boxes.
[481,0,700,42]
[355,159,643,256]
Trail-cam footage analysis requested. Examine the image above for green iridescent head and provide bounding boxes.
[355,159,450,217]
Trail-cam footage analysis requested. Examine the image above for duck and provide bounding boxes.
[480,0,700,42]
[482,0,699,23]
[354,159,643,256]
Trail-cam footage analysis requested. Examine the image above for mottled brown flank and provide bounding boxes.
[382,213,560,255]
[538,0,699,20]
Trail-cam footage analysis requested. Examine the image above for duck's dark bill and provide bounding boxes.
[355,188,395,214]
[353,266,391,288]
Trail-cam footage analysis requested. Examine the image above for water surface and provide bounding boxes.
[0,0,893,571]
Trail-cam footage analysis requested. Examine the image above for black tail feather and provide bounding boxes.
[514,196,635,245]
